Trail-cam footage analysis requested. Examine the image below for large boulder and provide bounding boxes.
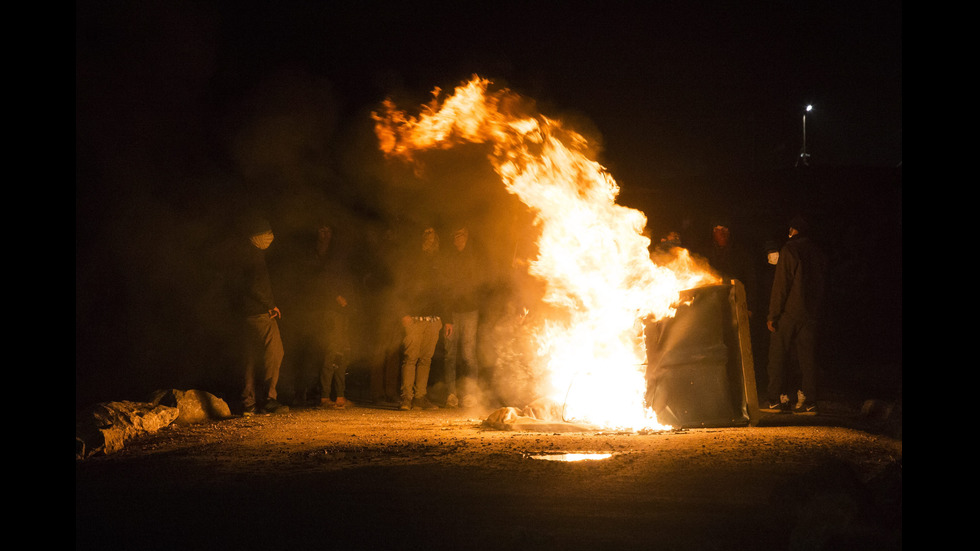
[75,400,180,459]
[147,389,232,425]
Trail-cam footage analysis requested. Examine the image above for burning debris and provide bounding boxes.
[374,77,720,431]
[481,397,593,432]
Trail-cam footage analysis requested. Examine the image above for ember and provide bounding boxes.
[373,77,720,431]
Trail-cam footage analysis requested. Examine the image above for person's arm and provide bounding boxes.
[767,247,794,331]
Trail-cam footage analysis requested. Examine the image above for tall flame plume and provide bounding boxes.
[373,76,719,430]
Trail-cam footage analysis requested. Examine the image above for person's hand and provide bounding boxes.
[401,315,412,329]
[336,295,348,308]
[444,323,454,339]
[270,307,282,319]
[767,320,776,332]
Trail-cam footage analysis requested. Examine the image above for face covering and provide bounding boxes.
[250,231,274,250]
[767,252,779,265]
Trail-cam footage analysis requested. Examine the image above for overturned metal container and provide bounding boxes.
[644,281,761,428]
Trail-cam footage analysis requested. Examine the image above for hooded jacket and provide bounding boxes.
[767,234,828,324]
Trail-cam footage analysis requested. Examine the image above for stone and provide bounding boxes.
[75,400,180,459]
[148,389,232,425]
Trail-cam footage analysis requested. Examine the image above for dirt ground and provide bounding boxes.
[75,400,902,551]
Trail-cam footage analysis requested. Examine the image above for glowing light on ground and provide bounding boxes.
[527,452,616,462]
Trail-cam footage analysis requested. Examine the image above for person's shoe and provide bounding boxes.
[318,398,336,409]
[795,402,818,415]
[399,398,412,411]
[794,392,817,415]
[333,397,354,409]
[761,394,790,413]
[445,393,459,408]
[242,404,256,417]
[413,396,439,410]
[262,399,289,414]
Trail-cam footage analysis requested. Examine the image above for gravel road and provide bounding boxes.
[76,403,902,551]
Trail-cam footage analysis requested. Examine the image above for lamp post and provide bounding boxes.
[796,104,813,167]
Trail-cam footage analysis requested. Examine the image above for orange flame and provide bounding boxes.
[373,76,719,430]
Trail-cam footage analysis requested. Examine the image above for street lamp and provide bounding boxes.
[796,104,813,167]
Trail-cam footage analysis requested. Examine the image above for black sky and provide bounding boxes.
[77,0,902,181]
[76,0,903,255]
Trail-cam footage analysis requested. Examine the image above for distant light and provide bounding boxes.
[806,104,813,112]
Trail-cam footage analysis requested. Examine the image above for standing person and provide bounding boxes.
[233,217,288,416]
[396,226,446,410]
[272,221,328,406]
[312,223,356,409]
[706,219,757,317]
[763,216,828,414]
[442,225,483,408]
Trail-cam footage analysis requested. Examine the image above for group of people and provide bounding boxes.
[230,209,827,419]
[387,224,485,410]
[229,216,486,416]
[668,214,828,415]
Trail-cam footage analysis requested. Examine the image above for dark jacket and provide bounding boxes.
[232,243,278,317]
[396,249,447,320]
[442,245,483,313]
[708,242,758,311]
[309,250,355,316]
[768,235,828,324]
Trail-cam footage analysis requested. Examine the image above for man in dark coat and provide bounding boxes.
[233,217,288,415]
[763,216,828,414]
[312,223,356,409]
[441,225,484,408]
[706,221,758,317]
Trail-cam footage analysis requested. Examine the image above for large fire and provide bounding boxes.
[373,76,719,431]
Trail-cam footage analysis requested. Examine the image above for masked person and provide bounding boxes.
[762,216,828,414]
[313,223,355,410]
[234,217,288,415]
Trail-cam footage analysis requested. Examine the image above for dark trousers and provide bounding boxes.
[242,314,284,409]
[766,314,817,403]
[319,309,351,400]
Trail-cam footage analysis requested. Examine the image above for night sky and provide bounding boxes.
[76,1,902,406]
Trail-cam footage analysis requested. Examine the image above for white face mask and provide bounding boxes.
[767,251,779,265]
[250,231,274,250]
